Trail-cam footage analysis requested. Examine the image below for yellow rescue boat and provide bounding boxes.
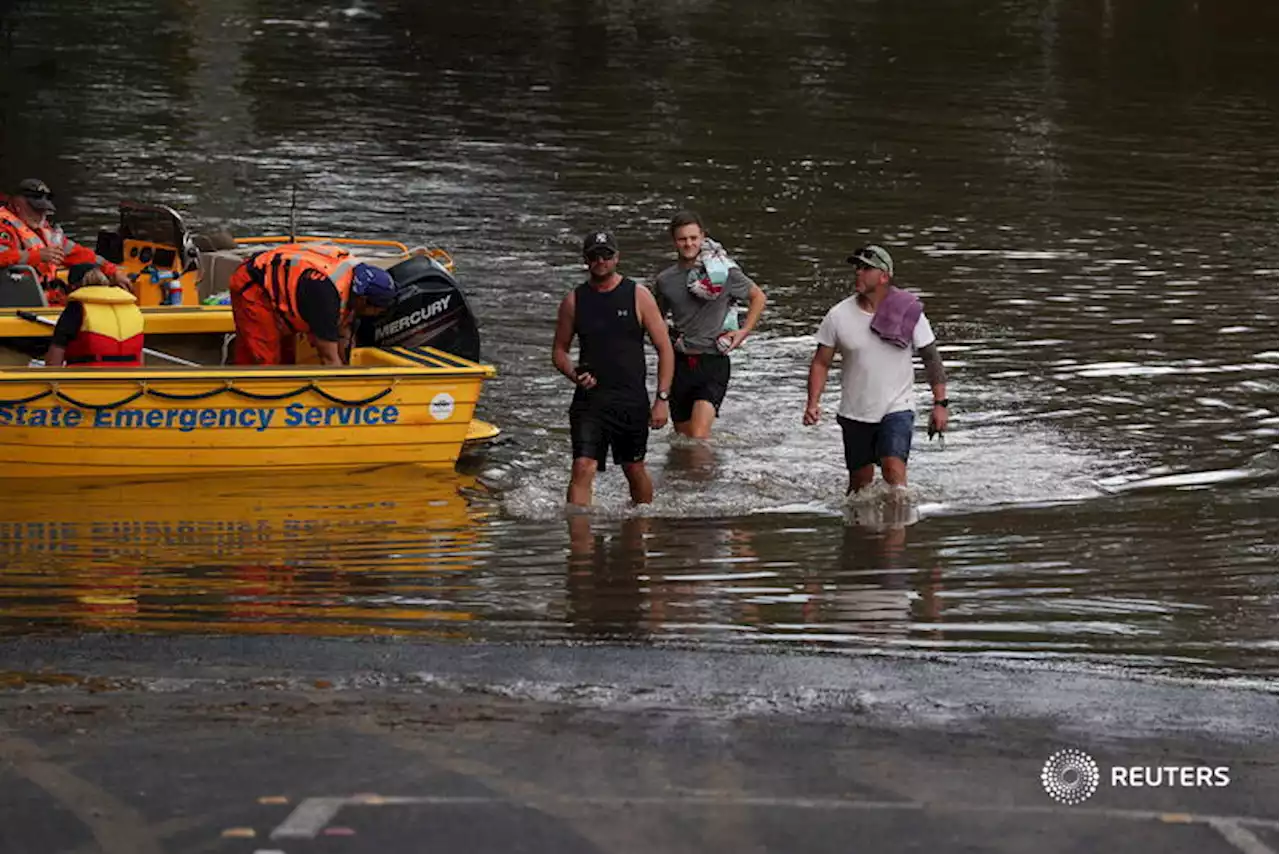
[1,203,502,454]
[0,345,495,478]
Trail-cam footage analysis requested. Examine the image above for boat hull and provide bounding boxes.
[0,346,495,478]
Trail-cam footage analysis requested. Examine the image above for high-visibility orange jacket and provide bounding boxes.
[0,205,120,283]
[62,286,144,367]
[231,243,360,334]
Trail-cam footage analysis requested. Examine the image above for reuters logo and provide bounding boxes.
[1041,749,1100,805]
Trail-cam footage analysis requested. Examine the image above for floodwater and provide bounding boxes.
[0,0,1275,679]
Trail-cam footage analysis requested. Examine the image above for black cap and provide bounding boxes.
[16,178,55,214]
[582,230,618,255]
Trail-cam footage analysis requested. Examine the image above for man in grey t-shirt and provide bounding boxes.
[652,211,767,439]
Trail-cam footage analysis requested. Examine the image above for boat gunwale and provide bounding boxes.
[0,367,495,382]
[0,305,231,316]
[0,346,497,382]
[232,235,411,253]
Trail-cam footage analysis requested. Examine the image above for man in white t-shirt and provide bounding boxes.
[803,245,949,494]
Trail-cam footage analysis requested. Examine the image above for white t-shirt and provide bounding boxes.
[814,296,935,423]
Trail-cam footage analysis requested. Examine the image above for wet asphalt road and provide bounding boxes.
[0,638,1275,853]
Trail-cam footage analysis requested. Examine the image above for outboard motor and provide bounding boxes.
[355,254,482,362]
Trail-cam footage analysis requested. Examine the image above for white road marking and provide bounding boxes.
[270,797,347,839]
[269,791,1278,841]
[1209,819,1277,854]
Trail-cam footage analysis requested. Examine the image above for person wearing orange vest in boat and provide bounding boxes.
[228,242,397,366]
[43,265,145,368]
[0,179,131,305]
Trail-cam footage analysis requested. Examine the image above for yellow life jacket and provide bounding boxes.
[64,286,145,366]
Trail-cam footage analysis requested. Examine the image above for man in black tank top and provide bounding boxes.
[552,231,675,506]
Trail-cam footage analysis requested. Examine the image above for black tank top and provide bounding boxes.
[573,277,646,407]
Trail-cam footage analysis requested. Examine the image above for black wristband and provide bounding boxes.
[932,399,949,408]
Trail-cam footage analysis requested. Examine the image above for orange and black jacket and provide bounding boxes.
[232,243,360,337]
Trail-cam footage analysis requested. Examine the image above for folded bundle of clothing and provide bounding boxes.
[870,287,923,348]
[685,237,740,300]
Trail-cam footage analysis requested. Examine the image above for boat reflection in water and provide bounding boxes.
[0,465,492,638]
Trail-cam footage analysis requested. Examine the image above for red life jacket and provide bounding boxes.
[62,286,145,367]
[235,243,359,334]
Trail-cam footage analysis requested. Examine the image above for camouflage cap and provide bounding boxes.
[846,244,894,277]
[16,178,55,214]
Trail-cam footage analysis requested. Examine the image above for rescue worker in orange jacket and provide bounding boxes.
[43,265,145,368]
[0,179,130,305]
[228,242,397,366]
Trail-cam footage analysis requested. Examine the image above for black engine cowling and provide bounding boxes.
[354,254,481,363]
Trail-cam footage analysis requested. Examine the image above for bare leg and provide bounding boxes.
[880,456,908,487]
[673,400,717,439]
[621,462,654,505]
[847,464,876,495]
[567,457,598,506]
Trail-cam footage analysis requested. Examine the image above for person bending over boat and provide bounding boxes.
[652,211,767,440]
[0,178,131,304]
[43,266,144,368]
[228,242,397,366]
[803,245,948,495]
[552,231,674,506]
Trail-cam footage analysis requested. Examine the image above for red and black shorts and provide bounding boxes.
[670,352,731,423]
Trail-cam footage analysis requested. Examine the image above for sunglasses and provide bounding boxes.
[585,250,616,262]
[851,250,884,270]
[22,190,53,201]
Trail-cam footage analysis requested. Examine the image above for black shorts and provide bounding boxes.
[670,353,731,423]
[570,401,649,470]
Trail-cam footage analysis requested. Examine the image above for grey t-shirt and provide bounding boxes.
[653,263,754,354]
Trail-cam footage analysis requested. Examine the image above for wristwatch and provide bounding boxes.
[656,390,671,402]
[932,398,949,408]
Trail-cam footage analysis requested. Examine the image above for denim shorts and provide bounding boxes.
[837,410,914,471]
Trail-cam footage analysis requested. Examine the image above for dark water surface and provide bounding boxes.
[0,0,1275,679]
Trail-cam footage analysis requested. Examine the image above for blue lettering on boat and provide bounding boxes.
[283,403,398,427]
[0,403,398,430]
